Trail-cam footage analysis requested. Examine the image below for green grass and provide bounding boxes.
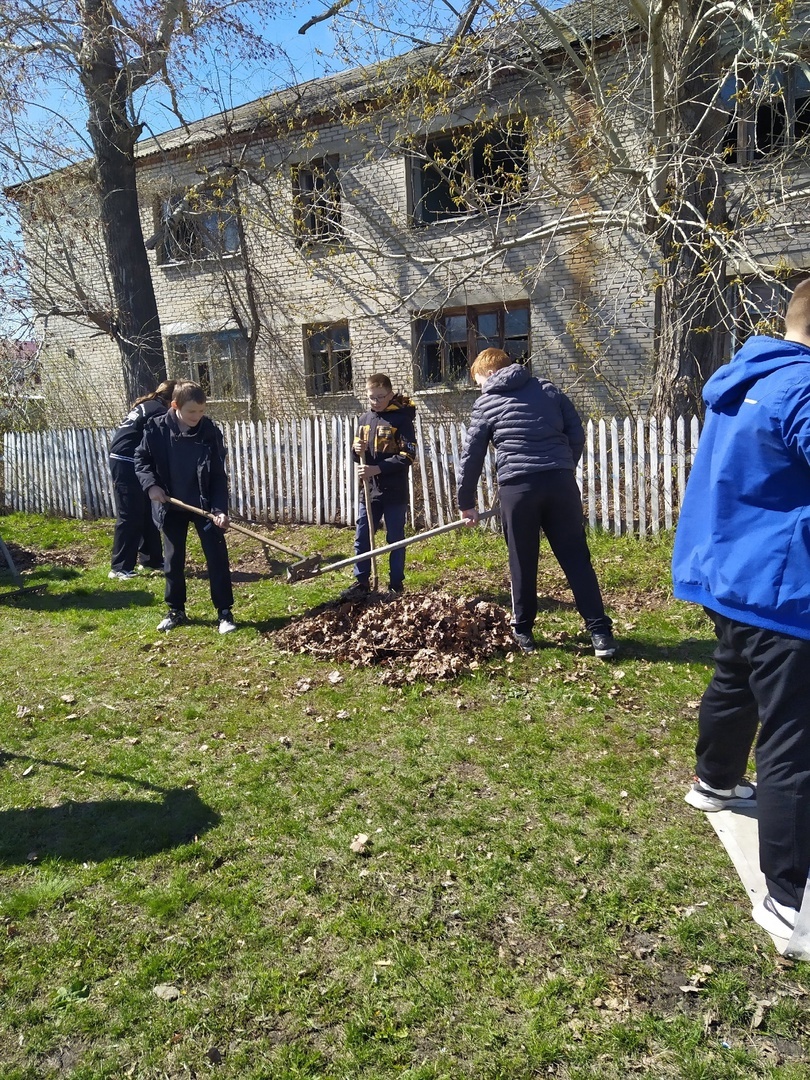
[0,512,808,1079]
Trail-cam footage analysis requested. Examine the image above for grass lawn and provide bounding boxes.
[0,512,808,1079]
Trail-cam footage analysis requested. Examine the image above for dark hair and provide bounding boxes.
[172,381,207,407]
[133,379,177,407]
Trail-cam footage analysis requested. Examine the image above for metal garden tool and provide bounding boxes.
[166,497,321,577]
[287,507,499,582]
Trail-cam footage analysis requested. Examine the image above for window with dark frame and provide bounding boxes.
[411,125,528,225]
[167,330,250,402]
[304,321,352,396]
[728,276,800,353]
[414,303,531,388]
[156,186,240,265]
[721,65,810,163]
[293,155,342,242]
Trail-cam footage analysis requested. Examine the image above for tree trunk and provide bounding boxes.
[649,1,728,418]
[79,0,165,400]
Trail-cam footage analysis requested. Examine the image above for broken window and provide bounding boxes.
[167,331,250,404]
[414,303,530,388]
[411,124,528,225]
[293,155,342,242]
[722,64,810,163]
[304,321,352,396]
[155,185,240,265]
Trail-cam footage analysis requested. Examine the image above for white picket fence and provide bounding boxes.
[2,412,701,535]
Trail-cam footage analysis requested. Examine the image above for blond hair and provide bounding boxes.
[366,372,393,392]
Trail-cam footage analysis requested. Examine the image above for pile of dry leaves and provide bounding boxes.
[275,590,516,683]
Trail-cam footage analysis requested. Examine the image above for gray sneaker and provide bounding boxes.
[157,609,187,632]
[591,631,618,659]
[108,569,137,580]
[684,778,756,812]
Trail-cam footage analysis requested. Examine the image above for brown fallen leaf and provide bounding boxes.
[350,833,371,854]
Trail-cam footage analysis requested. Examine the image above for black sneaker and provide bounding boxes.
[338,581,370,602]
[157,609,187,632]
[591,631,617,659]
[513,630,537,653]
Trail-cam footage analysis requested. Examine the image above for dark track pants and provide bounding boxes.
[353,498,407,588]
[498,469,611,636]
[110,458,163,572]
[160,510,234,614]
[696,611,810,909]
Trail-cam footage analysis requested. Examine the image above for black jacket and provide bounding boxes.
[134,410,229,522]
[353,395,417,503]
[457,364,585,510]
[109,399,167,461]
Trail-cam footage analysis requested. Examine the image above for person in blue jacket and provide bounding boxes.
[456,347,615,658]
[672,277,810,942]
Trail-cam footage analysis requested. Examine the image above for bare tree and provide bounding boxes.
[288,0,810,415]
[387,0,810,414]
[0,0,279,400]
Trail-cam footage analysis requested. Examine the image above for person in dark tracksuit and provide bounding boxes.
[456,348,615,659]
[108,380,175,579]
[341,373,417,600]
[134,381,236,635]
[672,277,810,943]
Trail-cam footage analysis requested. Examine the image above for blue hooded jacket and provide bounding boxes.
[671,335,810,639]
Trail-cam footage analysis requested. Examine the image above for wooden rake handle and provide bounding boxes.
[165,497,302,556]
[358,450,379,590]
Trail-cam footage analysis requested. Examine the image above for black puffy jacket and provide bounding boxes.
[456,364,584,510]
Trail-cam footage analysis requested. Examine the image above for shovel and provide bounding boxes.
[287,507,499,582]
[166,498,321,577]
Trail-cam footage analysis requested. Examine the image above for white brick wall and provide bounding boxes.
[25,72,656,425]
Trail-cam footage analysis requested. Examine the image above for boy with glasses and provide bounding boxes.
[340,373,417,600]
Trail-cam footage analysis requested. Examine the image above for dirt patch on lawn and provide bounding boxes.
[2,541,90,573]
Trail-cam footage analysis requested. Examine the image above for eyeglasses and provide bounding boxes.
[368,393,391,403]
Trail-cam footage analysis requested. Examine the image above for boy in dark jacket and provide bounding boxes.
[134,381,236,634]
[672,278,810,946]
[108,380,175,578]
[457,348,614,658]
[341,373,417,600]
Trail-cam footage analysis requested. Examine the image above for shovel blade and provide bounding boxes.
[286,556,322,582]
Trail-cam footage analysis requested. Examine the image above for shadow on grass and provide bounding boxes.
[0,586,156,612]
[0,754,220,865]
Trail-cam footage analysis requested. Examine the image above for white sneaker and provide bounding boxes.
[218,610,237,634]
[108,569,136,580]
[157,609,187,632]
[684,779,756,812]
[753,894,798,939]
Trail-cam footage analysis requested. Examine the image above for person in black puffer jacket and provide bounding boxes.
[340,372,417,600]
[456,348,615,659]
[108,380,176,579]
